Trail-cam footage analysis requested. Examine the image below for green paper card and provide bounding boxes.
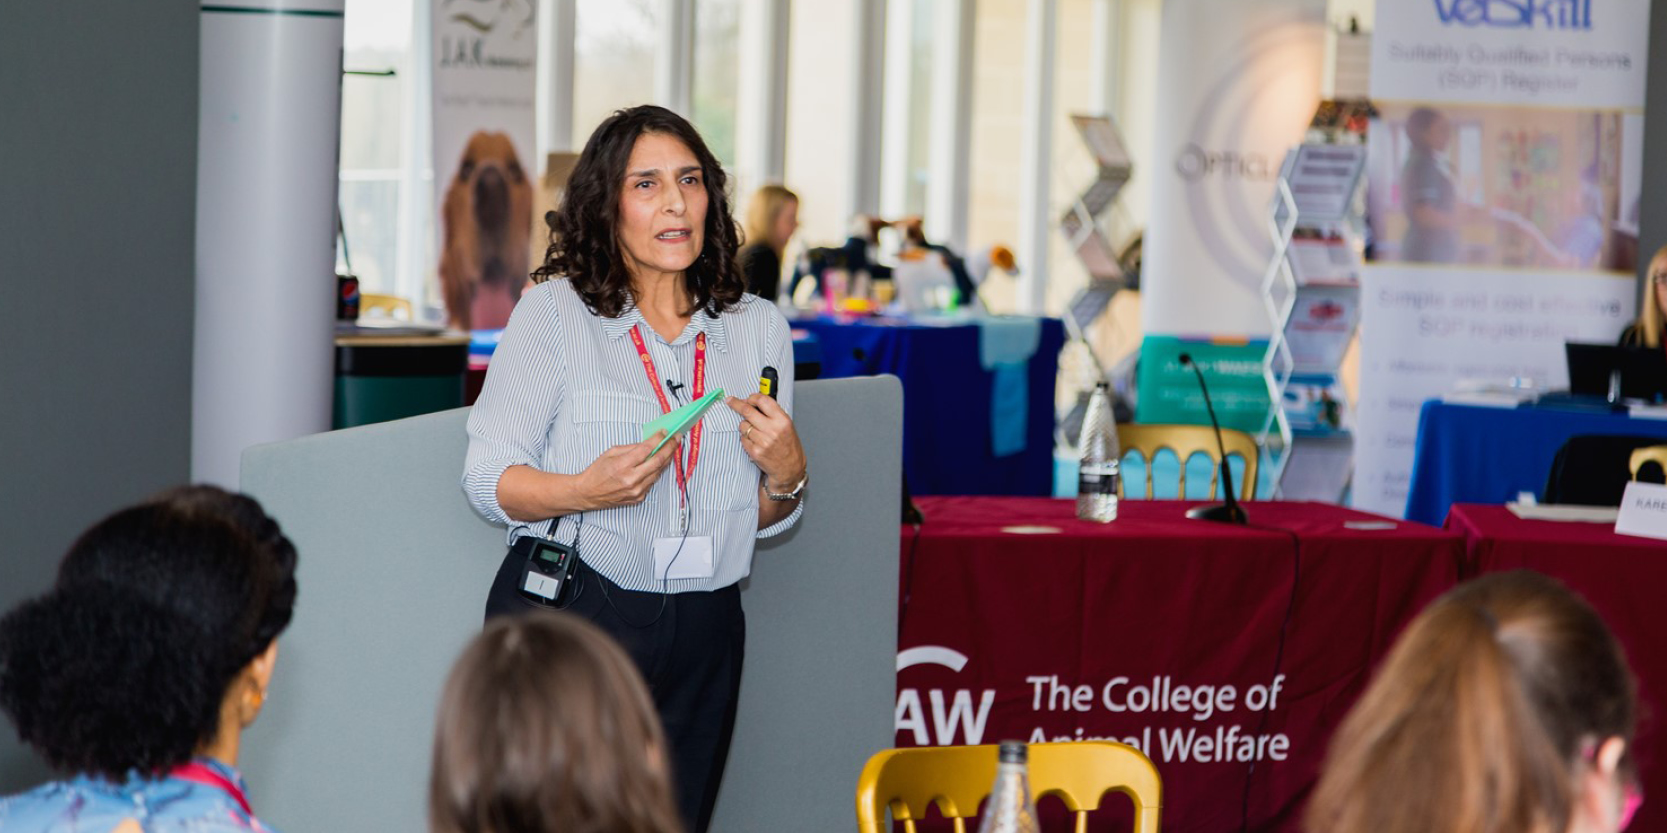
[644,388,726,455]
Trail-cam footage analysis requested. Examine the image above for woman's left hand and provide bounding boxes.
[726,394,807,491]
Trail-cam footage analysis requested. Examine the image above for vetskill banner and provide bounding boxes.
[431,0,539,331]
[1353,0,1650,517]
[1140,0,1326,339]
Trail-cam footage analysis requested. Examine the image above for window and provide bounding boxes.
[337,0,418,303]
[692,0,742,167]
[783,0,858,247]
[572,0,658,149]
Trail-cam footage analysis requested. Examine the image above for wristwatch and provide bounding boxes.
[765,471,808,502]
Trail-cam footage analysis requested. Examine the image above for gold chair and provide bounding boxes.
[1116,423,1258,500]
[1629,444,1667,481]
[856,741,1162,833]
[359,292,414,320]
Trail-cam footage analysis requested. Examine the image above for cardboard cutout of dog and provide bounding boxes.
[440,131,533,331]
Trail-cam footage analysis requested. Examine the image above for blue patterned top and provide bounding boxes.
[0,758,276,832]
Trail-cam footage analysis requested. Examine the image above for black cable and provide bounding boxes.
[560,512,586,608]
[595,481,688,629]
[898,519,924,641]
[1237,522,1301,833]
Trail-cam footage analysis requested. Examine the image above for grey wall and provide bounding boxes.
[237,377,901,833]
[0,1,199,791]
[1638,4,1667,287]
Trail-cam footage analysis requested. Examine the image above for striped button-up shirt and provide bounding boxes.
[463,278,803,593]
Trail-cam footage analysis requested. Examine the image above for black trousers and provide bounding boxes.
[486,553,745,833]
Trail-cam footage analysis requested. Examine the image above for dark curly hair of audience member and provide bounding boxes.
[533,104,745,319]
[0,486,298,780]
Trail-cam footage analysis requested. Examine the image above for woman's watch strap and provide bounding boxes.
[764,471,808,502]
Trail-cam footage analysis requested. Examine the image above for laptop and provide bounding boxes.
[1564,342,1667,402]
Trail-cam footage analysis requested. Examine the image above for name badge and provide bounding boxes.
[653,536,715,580]
[1615,481,1667,541]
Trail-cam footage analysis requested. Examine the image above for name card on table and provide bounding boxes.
[1615,482,1667,541]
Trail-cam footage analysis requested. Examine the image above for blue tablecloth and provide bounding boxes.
[790,315,1066,496]
[1404,399,1667,525]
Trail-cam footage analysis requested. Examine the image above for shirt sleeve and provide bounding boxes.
[462,287,567,526]
[758,309,805,539]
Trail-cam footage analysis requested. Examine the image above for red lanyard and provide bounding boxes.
[170,761,253,818]
[627,325,707,503]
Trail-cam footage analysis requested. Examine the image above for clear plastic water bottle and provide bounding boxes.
[976,741,1040,833]
[1077,382,1120,522]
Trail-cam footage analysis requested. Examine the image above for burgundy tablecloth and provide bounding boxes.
[898,497,1464,833]
[1448,504,1667,833]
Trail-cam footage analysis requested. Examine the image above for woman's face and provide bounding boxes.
[616,132,708,286]
[772,199,799,251]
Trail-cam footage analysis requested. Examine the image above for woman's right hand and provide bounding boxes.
[574,431,678,510]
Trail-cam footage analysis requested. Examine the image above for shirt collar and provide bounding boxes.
[600,300,730,353]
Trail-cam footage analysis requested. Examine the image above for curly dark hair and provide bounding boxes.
[0,485,298,779]
[533,104,745,319]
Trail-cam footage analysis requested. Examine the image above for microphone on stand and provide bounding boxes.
[1179,353,1248,524]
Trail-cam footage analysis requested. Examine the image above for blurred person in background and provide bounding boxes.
[1620,244,1666,353]
[739,184,799,302]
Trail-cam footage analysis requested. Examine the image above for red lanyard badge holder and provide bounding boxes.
[629,325,706,534]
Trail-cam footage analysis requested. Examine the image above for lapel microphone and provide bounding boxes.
[1179,353,1248,524]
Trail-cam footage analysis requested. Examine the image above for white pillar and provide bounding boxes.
[736,0,790,199]
[1089,0,1121,118]
[194,0,345,486]
[656,0,694,116]
[847,0,887,221]
[878,0,915,220]
[538,0,577,158]
[926,0,976,253]
[1017,0,1056,314]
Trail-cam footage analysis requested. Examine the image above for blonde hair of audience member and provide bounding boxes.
[429,613,682,833]
[743,184,799,256]
[1306,570,1639,833]
[1629,244,1667,349]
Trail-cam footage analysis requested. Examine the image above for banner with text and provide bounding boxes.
[1141,0,1325,339]
[432,0,538,331]
[1354,0,1649,517]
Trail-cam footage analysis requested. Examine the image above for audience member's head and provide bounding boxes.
[429,612,682,833]
[744,184,799,255]
[1307,570,1639,833]
[0,486,298,779]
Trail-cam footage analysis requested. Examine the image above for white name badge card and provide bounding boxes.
[1614,482,1667,542]
[653,536,715,580]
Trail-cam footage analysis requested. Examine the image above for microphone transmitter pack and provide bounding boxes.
[514,534,579,607]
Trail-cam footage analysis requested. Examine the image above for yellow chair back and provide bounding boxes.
[1629,444,1667,481]
[856,741,1162,833]
[1116,423,1259,500]
[359,292,414,320]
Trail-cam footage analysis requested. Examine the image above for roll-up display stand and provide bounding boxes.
[1057,114,1134,445]
[1259,140,1368,502]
